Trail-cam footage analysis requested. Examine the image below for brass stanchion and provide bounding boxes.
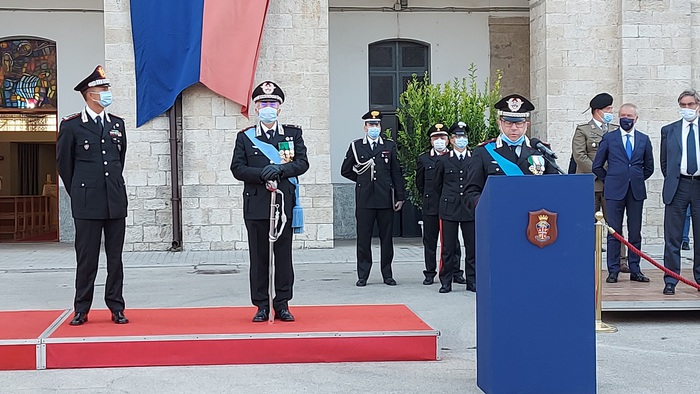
[595,211,617,333]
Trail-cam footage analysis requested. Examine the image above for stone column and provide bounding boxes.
[530,0,621,152]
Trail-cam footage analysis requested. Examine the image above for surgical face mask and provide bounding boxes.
[453,137,468,149]
[432,138,447,152]
[619,117,635,131]
[258,106,278,124]
[500,133,525,146]
[601,112,614,124]
[94,91,112,108]
[367,126,381,139]
[680,108,699,122]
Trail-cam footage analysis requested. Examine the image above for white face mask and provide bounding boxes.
[432,139,447,152]
[680,108,699,122]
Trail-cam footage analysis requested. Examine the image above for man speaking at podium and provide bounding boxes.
[466,94,558,208]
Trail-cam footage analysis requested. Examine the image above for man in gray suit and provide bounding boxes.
[660,89,700,295]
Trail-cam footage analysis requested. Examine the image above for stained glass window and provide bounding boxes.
[0,38,57,109]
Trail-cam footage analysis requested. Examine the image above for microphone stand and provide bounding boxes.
[538,150,566,174]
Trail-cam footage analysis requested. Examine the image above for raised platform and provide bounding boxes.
[0,305,439,370]
[602,269,700,311]
[0,309,69,370]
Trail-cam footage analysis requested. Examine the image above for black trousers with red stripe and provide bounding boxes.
[439,219,475,288]
[73,218,126,313]
[422,214,461,279]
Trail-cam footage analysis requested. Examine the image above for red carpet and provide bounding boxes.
[0,310,66,370]
[0,305,439,370]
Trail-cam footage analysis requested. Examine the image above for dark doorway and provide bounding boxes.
[368,40,429,237]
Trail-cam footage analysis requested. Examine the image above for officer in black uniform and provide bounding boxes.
[466,94,558,208]
[340,110,406,287]
[56,65,129,325]
[434,122,475,293]
[230,81,309,322]
[416,122,463,285]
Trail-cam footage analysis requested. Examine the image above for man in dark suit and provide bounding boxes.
[660,89,700,295]
[572,93,629,271]
[231,81,309,322]
[341,110,406,287]
[56,65,129,325]
[592,103,654,284]
[434,122,474,293]
[416,123,463,285]
[466,94,558,209]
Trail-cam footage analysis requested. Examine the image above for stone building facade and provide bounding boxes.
[104,0,332,251]
[531,0,700,244]
[3,0,699,250]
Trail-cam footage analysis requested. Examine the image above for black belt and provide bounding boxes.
[680,175,700,180]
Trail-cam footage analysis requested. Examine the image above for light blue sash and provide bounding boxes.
[243,127,303,234]
[484,142,524,176]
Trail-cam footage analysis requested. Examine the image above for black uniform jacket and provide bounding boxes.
[435,150,473,222]
[56,109,127,220]
[230,123,309,221]
[466,136,558,208]
[340,136,406,210]
[416,149,449,216]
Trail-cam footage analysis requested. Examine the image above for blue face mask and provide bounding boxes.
[454,137,468,149]
[367,126,381,139]
[619,117,635,131]
[601,112,614,124]
[96,91,112,108]
[500,133,525,146]
[258,106,278,124]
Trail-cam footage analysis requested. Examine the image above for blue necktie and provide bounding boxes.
[625,134,633,159]
[688,123,697,175]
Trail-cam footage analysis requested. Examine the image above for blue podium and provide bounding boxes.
[475,174,596,394]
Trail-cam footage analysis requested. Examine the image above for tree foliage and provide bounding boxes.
[396,64,503,206]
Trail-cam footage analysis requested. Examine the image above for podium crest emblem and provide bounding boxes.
[527,209,558,248]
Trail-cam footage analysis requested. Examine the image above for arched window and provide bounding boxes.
[0,38,57,109]
[368,40,429,112]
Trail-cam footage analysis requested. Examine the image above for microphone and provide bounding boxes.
[530,138,558,159]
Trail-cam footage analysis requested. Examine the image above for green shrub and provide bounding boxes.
[396,64,503,206]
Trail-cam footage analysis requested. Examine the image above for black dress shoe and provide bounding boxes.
[439,285,451,293]
[69,312,88,326]
[453,275,467,285]
[383,278,397,286]
[275,309,295,322]
[663,283,676,295]
[606,272,619,283]
[252,309,269,322]
[630,272,650,282]
[423,277,434,285]
[466,283,476,292]
[356,278,367,287]
[111,311,129,324]
[682,241,691,251]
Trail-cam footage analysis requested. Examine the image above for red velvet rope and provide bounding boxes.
[609,231,700,290]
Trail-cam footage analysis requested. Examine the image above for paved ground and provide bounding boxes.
[0,239,699,393]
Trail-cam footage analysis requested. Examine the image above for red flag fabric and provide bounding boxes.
[200,0,270,118]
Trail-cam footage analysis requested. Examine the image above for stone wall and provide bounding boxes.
[105,0,332,251]
[489,16,530,98]
[530,0,699,244]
